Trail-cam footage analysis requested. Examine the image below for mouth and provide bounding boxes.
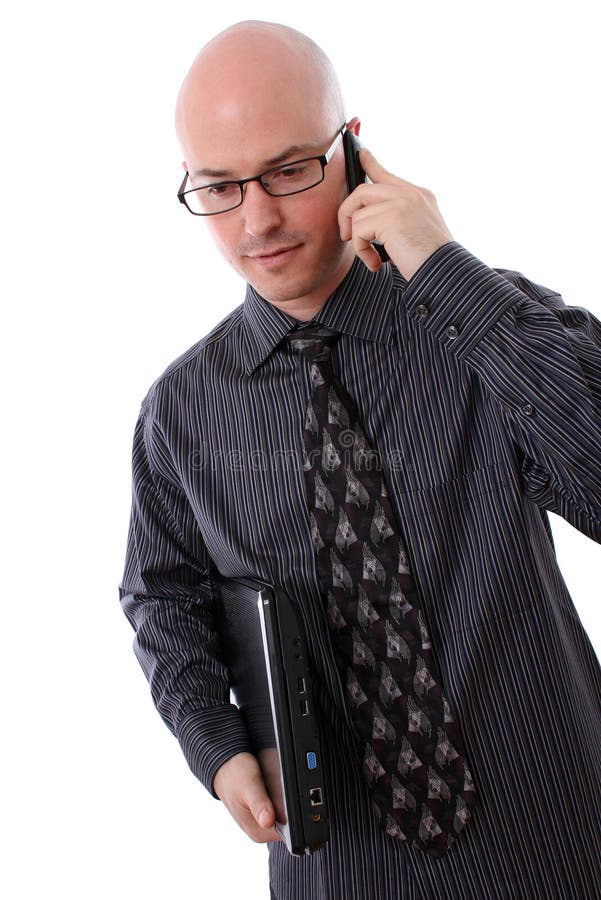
[246,244,303,267]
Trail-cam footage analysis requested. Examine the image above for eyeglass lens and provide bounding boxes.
[184,157,325,214]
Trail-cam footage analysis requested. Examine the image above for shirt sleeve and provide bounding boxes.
[118,401,252,797]
[403,241,601,543]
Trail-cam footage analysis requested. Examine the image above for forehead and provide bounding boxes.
[181,81,335,177]
[190,133,334,181]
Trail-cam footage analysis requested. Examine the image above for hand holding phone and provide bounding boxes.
[342,131,389,262]
[339,134,453,279]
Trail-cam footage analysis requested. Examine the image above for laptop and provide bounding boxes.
[213,576,330,855]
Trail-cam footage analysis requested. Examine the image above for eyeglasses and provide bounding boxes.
[177,124,347,216]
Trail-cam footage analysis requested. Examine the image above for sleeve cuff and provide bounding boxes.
[177,704,253,798]
[403,241,530,360]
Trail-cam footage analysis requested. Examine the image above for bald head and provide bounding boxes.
[174,22,358,315]
[175,21,345,167]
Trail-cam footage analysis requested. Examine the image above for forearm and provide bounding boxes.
[120,589,252,797]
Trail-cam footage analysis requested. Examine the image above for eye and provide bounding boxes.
[205,182,238,198]
[272,164,307,182]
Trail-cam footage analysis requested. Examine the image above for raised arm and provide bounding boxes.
[403,242,601,542]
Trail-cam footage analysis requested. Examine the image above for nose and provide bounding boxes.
[241,179,283,237]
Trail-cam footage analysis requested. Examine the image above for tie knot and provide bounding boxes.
[285,325,340,362]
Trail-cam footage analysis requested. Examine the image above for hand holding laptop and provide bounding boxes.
[213,750,284,844]
[213,576,329,855]
[258,746,287,826]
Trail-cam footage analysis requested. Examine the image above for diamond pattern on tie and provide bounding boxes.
[285,324,477,857]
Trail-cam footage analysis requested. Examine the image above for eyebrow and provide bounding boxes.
[191,141,324,180]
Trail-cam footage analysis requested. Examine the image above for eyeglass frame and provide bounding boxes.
[177,122,348,216]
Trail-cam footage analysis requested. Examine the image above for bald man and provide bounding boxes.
[120,20,601,900]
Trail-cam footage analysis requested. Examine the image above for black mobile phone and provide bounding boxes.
[342,131,389,262]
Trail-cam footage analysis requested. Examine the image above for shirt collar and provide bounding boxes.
[241,257,407,374]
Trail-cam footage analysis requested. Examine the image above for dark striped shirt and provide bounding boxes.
[119,242,601,899]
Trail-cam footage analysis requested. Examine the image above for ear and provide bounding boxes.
[181,160,188,172]
[346,116,361,137]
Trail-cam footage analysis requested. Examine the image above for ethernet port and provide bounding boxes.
[309,787,323,807]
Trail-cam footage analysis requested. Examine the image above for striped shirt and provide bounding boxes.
[119,242,601,899]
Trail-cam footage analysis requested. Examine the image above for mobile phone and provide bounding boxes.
[342,131,389,262]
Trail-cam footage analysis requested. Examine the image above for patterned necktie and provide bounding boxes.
[285,323,477,857]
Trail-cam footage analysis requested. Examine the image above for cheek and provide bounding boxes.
[206,219,238,258]
[294,190,344,238]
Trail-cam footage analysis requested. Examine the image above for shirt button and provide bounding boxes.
[522,402,535,416]
[415,304,429,318]
[446,325,459,339]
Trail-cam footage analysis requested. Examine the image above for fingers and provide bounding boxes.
[339,194,397,272]
[338,182,392,251]
[339,182,386,239]
[351,229,384,272]
[338,150,402,257]
[338,150,453,278]
[359,147,418,190]
[357,147,394,184]
[213,751,283,844]
[236,780,280,843]
[227,807,281,844]
[247,774,276,831]
[258,746,288,824]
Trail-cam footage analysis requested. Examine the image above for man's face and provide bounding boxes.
[181,112,356,310]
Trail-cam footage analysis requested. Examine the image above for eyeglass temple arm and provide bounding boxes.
[177,171,189,201]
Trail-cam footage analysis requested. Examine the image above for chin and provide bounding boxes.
[240,244,350,306]
[249,275,320,305]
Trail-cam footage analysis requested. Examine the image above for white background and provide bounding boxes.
[2,1,599,898]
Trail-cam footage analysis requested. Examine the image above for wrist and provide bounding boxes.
[387,236,455,282]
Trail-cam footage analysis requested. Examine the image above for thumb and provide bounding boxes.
[248,781,276,829]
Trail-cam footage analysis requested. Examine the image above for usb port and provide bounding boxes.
[309,787,323,807]
[300,699,309,717]
[297,676,306,694]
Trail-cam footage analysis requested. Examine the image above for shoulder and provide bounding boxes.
[492,266,563,304]
[140,303,244,417]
